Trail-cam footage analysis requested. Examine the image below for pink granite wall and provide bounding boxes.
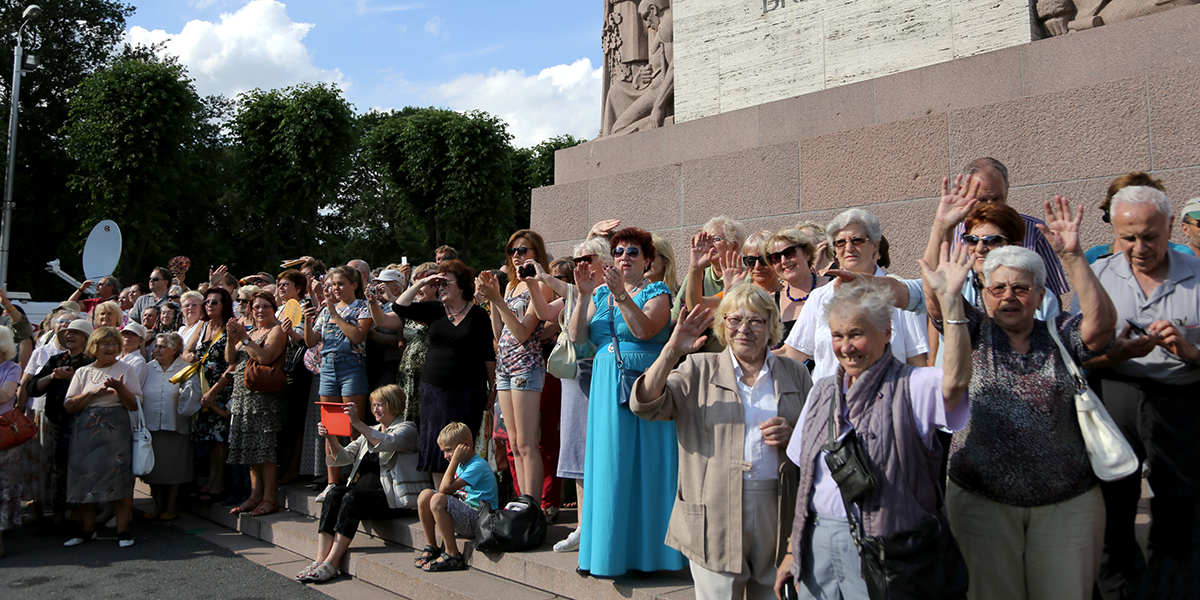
[532,5,1200,280]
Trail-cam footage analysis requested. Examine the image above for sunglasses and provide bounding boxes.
[985,283,1033,299]
[168,295,181,300]
[236,299,249,305]
[767,245,801,265]
[742,255,768,268]
[611,247,641,258]
[148,277,163,282]
[509,246,533,257]
[962,234,1009,248]
[571,254,596,265]
[833,237,870,249]
[204,300,222,306]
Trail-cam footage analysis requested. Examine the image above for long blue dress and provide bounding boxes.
[578,282,685,576]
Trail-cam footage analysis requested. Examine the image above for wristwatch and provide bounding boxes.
[614,291,629,303]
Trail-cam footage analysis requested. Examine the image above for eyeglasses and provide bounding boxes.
[148,277,163,282]
[833,237,870,249]
[168,295,181,300]
[611,247,641,258]
[236,299,249,305]
[725,315,766,332]
[985,283,1033,299]
[571,254,596,265]
[767,245,801,265]
[742,255,768,268]
[711,235,726,243]
[204,300,222,306]
[55,318,72,325]
[962,234,1009,248]
[509,246,532,257]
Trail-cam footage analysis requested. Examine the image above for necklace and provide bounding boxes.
[626,278,648,296]
[444,301,469,320]
[785,272,818,302]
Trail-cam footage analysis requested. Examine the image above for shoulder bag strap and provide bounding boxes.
[1045,319,1086,391]
[608,294,624,371]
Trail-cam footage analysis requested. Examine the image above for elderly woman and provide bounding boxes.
[569,226,683,577]
[93,300,123,329]
[924,191,1117,600]
[633,284,813,599]
[63,326,145,548]
[764,229,828,344]
[184,287,236,501]
[140,332,197,520]
[119,322,148,382]
[780,209,929,382]
[775,244,974,599]
[371,260,495,480]
[0,328,24,555]
[675,216,748,352]
[296,385,427,584]
[225,291,288,516]
[236,285,261,329]
[177,291,205,347]
[392,264,436,425]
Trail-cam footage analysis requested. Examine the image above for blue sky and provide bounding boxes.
[126,0,603,147]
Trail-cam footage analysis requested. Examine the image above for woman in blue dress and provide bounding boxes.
[569,226,684,577]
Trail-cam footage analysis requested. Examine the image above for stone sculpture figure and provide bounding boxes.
[600,0,674,137]
[1038,0,1197,35]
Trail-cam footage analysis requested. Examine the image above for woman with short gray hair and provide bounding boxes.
[141,332,197,520]
[924,195,1117,600]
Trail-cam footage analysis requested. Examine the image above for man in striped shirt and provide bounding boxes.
[952,157,1070,301]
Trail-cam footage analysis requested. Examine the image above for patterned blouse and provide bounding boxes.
[496,288,545,376]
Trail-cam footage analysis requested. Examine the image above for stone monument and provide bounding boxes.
[1038,0,1197,34]
[600,0,675,136]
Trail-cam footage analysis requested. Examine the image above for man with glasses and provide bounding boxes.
[130,267,173,324]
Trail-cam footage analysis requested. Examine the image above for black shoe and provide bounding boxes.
[576,567,590,578]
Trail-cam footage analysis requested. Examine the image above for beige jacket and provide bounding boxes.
[631,351,812,574]
[327,420,429,509]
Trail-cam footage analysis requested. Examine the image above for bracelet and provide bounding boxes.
[943,318,969,325]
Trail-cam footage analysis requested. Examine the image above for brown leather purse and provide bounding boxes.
[245,329,287,392]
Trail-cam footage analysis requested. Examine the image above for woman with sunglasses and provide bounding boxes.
[764,229,828,344]
[569,226,684,577]
[183,287,236,501]
[476,230,554,509]
[685,230,784,312]
[923,181,1118,600]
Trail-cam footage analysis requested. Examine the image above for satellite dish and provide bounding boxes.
[82,220,122,281]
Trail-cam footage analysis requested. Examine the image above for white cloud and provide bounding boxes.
[125,0,346,100]
[423,16,443,35]
[430,58,601,148]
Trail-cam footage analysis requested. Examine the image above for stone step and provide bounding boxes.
[156,481,695,600]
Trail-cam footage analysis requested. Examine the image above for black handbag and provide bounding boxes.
[827,394,969,600]
[475,494,547,553]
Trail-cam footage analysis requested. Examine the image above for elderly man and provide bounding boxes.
[1081,185,1200,599]
[67,275,120,317]
[130,267,172,324]
[952,158,1070,298]
[1179,197,1200,257]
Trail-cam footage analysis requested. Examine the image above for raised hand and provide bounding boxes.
[716,248,747,288]
[1036,195,1084,257]
[936,174,981,226]
[919,241,972,299]
[344,402,363,426]
[475,270,503,302]
[665,304,713,355]
[208,264,228,287]
[225,318,247,341]
[690,231,715,269]
[575,262,598,296]
[590,219,621,239]
[602,264,625,294]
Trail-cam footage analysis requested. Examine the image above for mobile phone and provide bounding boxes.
[401,256,408,265]
[518,264,536,278]
[782,580,798,600]
[302,298,313,310]
[1126,318,1149,337]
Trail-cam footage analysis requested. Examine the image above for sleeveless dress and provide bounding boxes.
[227,347,286,465]
[191,323,231,443]
[578,282,684,576]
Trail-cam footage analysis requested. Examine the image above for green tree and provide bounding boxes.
[363,107,515,267]
[62,53,215,279]
[510,134,587,230]
[229,83,355,267]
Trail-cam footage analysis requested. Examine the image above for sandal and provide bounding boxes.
[414,544,441,569]
[229,499,259,515]
[423,552,467,572]
[248,500,278,517]
[296,560,322,580]
[300,562,339,583]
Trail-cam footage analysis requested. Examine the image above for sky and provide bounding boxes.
[124,0,604,148]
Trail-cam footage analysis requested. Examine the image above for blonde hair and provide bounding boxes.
[765,228,818,269]
[0,327,15,362]
[371,384,407,417]
[85,327,122,358]
[703,215,747,247]
[238,285,261,300]
[795,220,834,263]
[712,283,784,349]
[651,234,679,294]
[93,301,123,326]
[437,422,472,447]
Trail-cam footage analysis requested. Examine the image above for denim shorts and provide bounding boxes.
[319,352,369,397]
[495,367,546,392]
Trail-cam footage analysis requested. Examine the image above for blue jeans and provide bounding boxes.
[495,367,546,392]
[797,514,870,600]
[319,353,368,397]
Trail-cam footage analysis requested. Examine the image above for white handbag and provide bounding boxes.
[546,287,578,379]
[131,396,156,476]
[1046,320,1139,482]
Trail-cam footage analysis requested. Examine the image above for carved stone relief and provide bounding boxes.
[600,0,675,137]
[1038,0,1197,35]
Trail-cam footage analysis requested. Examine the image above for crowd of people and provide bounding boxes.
[0,157,1196,600]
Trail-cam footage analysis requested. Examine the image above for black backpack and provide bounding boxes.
[474,494,547,552]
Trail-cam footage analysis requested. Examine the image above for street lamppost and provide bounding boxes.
[0,4,40,290]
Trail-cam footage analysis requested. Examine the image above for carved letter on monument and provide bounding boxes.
[600,0,675,137]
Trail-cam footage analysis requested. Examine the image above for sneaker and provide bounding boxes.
[314,484,335,503]
[553,527,581,553]
[64,531,98,547]
[117,531,134,548]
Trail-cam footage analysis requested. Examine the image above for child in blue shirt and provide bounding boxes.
[415,422,498,572]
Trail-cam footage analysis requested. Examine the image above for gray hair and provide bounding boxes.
[821,278,894,334]
[827,208,883,245]
[744,230,773,257]
[155,332,185,355]
[99,275,121,289]
[703,215,747,247]
[1112,185,1172,221]
[575,237,613,266]
[964,157,1009,186]
[982,246,1046,289]
[0,326,15,362]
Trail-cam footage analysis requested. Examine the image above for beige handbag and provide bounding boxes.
[546,287,577,379]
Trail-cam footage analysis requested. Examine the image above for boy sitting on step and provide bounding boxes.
[414,422,499,572]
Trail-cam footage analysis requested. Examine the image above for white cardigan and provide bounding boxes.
[142,357,199,434]
[327,420,428,509]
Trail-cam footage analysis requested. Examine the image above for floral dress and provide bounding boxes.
[227,346,285,465]
[191,323,231,443]
[397,318,429,424]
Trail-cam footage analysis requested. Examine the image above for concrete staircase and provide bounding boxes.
[147,481,695,600]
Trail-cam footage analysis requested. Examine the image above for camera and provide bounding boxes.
[518,264,536,278]
[369,284,380,296]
